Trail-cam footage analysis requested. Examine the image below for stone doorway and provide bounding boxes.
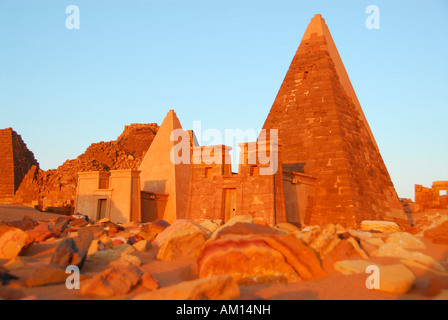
[224,188,236,221]
[97,199,107,220]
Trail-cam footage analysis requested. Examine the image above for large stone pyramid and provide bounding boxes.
[262,14,407,227]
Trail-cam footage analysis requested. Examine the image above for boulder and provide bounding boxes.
[334,260,416,294]
[334,259,374,275]
[0,216,39,231]
[52,218,70,233]
[0,228,34,260]
[378,264,416,294]
[199,220,220,233]
[80,261,142,297]
[26,223,59,242]
[26,265,72,287]
[385,232,425,249]
[372,242,445,273]
[275,222,301,234]
[210,222,283,241]
[0,225,15,238]
[4,256,28,271]
[154,220,210,261]
[361,220,399,233]
[423,220,448,245]
[133,240,151,252]
[197,234,323,284]
[141,272,159,291]
[321,238,368,270]
[137,220,170,242]
[50,230,93,269]
[262,234,326,280]
[157,229,208,261]
[88,244,136,263]
[153,220,210,248]
[133,275,240,300]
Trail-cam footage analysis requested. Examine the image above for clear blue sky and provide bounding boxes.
[1,0,447,200]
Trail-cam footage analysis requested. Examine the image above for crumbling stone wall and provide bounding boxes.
[415,182,448,211]
[0,128,39,203]
[10,123,159,214]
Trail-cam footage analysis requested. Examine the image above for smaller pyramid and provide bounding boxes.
[139,110,192,223]
[0,128,39,203]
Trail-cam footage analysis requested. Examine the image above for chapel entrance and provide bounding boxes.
[224,188,237,221]
[97,199,107,220]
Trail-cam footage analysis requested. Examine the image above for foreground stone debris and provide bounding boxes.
[133,275,240,300]
[50,230,93,269]
[81,261,143,297]
[0,228,34,260]
[0,209,447,300]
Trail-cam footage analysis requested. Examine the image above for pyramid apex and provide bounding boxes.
[302,14,327,41]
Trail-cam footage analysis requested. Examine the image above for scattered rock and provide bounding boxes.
[423,220,448,245]
[141,220,170,235]
[262,234,326,280]
[360,220,399,233]
[275,222,301,234]
[210,222,282,241]
[133,275,240,300]
[198,235,302,284]
[141,272,159,291]
[0,228,34,260]
[25,265,70,287]
[322,238,368,270]
[372,242,445,273]
[153,220,210,247]
[153,220,210,261]
[386,232,425,249]
[88,244,136,263]
[0,216,39,231]
[334,260,416,294]
[133,240,151,252]
[4,256,28,271]
[378,264,416,294]
[52,218,71,233]
[0,225,16,238]
[157,228,208,261]
[50,230,93,269]
[199,220,220,233]
[334,259,374,275]
[26,223,59,242]
[80,261,142,297]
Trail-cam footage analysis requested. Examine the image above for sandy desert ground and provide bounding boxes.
[0,204,447,300]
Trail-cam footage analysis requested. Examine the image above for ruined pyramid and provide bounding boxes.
[0,128,39,203]
[262,14,407,227]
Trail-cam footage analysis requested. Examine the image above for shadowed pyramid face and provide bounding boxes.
[262,14,407,228]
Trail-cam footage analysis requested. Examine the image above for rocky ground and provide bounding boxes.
[0,204,447,300]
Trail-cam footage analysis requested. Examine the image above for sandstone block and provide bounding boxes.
[133,275,240,300]
[361,220,399,233]
[0,228,34,260]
